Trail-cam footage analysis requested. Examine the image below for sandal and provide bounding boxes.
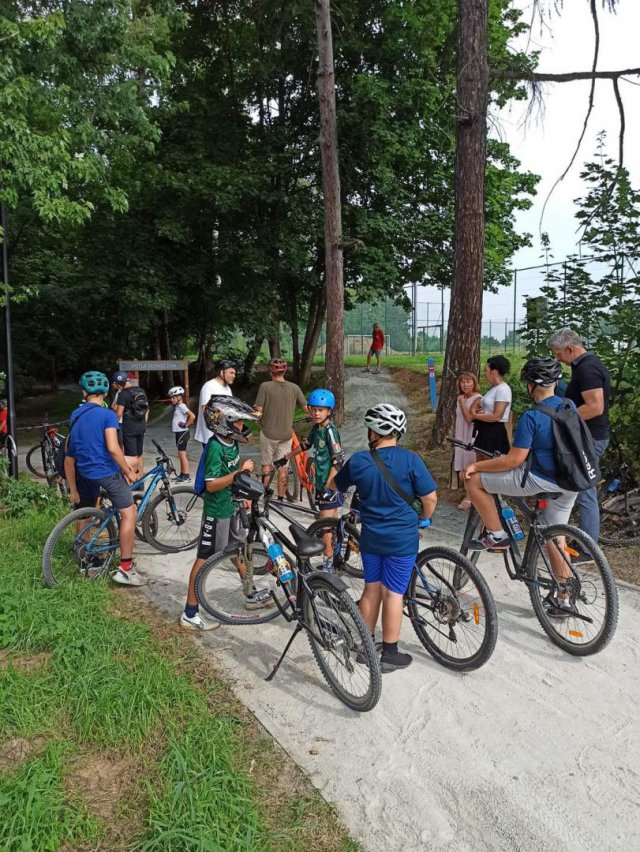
[457,499,472,510]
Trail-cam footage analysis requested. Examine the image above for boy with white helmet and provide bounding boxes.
[329,403,437,672]
[168,385,195,482]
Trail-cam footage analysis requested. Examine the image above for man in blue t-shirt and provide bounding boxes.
[65,371,144,587]
[330,403,437,673]
[461,357,578,617]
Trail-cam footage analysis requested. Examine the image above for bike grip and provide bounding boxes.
[418,518,431,528]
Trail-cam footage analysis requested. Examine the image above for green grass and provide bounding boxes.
[313,350,528,371]
[0,492,355,850]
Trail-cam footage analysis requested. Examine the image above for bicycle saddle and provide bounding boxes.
[232,472,264,501]
[288,524,325,557]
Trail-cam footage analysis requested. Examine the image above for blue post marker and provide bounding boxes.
[428,358,438,411]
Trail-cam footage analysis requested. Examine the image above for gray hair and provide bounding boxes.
[547,328,584,350]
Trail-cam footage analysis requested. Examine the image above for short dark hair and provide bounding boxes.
[487,355,510,377]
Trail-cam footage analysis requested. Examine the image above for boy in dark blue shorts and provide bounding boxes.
[65,372,143,586]
[330,403,437,672]
[288,388,345,571]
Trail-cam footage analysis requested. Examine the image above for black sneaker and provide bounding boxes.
[546,600,576,619]
[356,640,383,664]
[380,650,413,672]
[173,473,191,483]
[244,588,273,610]
[467,533,509,552]
[573,551,594,565]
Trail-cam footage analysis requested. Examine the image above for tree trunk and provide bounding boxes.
[299,284,326,389]
[268,297,281,359]
[432,0,488,446]
[289,286,301,383]
[160,308,173,390]
[235,336,264,390]
[315,0,345,425]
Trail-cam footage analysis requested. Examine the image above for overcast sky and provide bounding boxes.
[410,0,640,330]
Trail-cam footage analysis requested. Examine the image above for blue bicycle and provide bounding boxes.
[42,440,203,587]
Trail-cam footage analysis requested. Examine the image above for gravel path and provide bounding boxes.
[136,367,640,851]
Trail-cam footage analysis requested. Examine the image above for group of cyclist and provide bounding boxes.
[59,327,603,671]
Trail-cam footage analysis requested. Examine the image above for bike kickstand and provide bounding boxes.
[265,624,302,682]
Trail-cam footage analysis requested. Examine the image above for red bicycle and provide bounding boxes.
[26,421,68,496]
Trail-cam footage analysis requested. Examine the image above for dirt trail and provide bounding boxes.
[137,367,640,851]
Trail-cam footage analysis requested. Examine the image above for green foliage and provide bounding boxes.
[0,475,65,518]
[520,135,640,471]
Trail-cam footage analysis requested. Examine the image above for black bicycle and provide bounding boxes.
[194,473,381,712]
[451,438,619,656]
[308,509,498,672]
[25,420,68,497]
[598,457,640,548]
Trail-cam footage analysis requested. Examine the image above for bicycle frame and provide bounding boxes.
[290,430,314,493]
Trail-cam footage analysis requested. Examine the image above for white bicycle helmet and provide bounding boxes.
[364,403,407,437]
[168,386,185,397]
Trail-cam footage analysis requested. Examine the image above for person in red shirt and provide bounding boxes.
[363,323,385,374]
[0,400,7,449]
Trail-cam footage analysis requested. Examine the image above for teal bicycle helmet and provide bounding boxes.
[79,371,110,394]
[307,388,336,409]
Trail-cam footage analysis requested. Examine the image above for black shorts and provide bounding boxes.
[473,420,510,456]
[197,516,232,560]
[123,432,144,457]
[174,430,190,452]
[74,474,101,510]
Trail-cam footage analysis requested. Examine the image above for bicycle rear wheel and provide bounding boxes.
[142,486,203,552]
[303,574,381,712]
[285,460,302,502]
[407,547,498,671]
[305,517,364,600]
[599,490,640,547]
[194,544,287,625]
[42,508,118,588]
[305,458,317,513]
[26,444,46,478]
[528,524,618,655]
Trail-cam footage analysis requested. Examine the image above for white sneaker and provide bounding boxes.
[112,565,148,586]
[179,611,220,631]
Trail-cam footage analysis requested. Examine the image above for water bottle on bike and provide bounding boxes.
[262,526,294,582]
[499,498,525,541]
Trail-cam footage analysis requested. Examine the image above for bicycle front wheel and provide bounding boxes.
[407,547,498,671]
[528,524,618,656]
[305,517,364,600]
[599,490,640,547]
[142,486,203,553]
[42,508,118,588]
[26,444,47,478]
[194,544,287,625]
[286,460,302,503]
[303,574,381,712]
[305,458,318,513]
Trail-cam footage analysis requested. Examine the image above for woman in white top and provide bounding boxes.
[454,371,482,508]
[470,355,512,460]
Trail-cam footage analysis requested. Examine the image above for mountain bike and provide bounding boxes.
[194,473,381,712]
[25,421,68,496]
[42,440,203,587]
[284,421,317,513]
[307,510,498,671]
[598,459,640,547]
[0,433,17,477]
[451,437,619,656]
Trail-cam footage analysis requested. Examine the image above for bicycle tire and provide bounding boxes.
[286,459,302,502]
[142,486,204,553]
[305,517,365,600]
[194,544,287,625]
[26,444,47,478]
[42,508,118,588]
[460,506,482,565]
[305,457,318,513]
[599,491,640,547]
[407,547,498,672]
[527,524,618,656]
[303,573,381,712]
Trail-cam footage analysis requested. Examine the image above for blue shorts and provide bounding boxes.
[360,551,416,595]
[315,488,345,511]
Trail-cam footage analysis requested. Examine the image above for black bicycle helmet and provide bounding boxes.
[520,356,563,387]
[214,359,236,374]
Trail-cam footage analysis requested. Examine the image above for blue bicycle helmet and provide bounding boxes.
[79,371,110,394]
[307,388,336,409]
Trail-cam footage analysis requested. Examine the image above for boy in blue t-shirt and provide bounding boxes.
[330,403,437,673]
[65,371,142,586]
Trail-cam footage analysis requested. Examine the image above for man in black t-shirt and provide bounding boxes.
[113,372,149,481]
[548,328,611,554]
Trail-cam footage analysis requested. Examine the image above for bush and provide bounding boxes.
[0,475,66,518]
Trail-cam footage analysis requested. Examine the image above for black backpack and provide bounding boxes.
[523,401,601,492]
[128,388,149,421]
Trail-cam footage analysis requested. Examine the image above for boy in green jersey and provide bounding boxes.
[288,388,345,571]
[181,396,271,630]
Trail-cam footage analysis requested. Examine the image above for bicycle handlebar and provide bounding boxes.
[446,436,500,459]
